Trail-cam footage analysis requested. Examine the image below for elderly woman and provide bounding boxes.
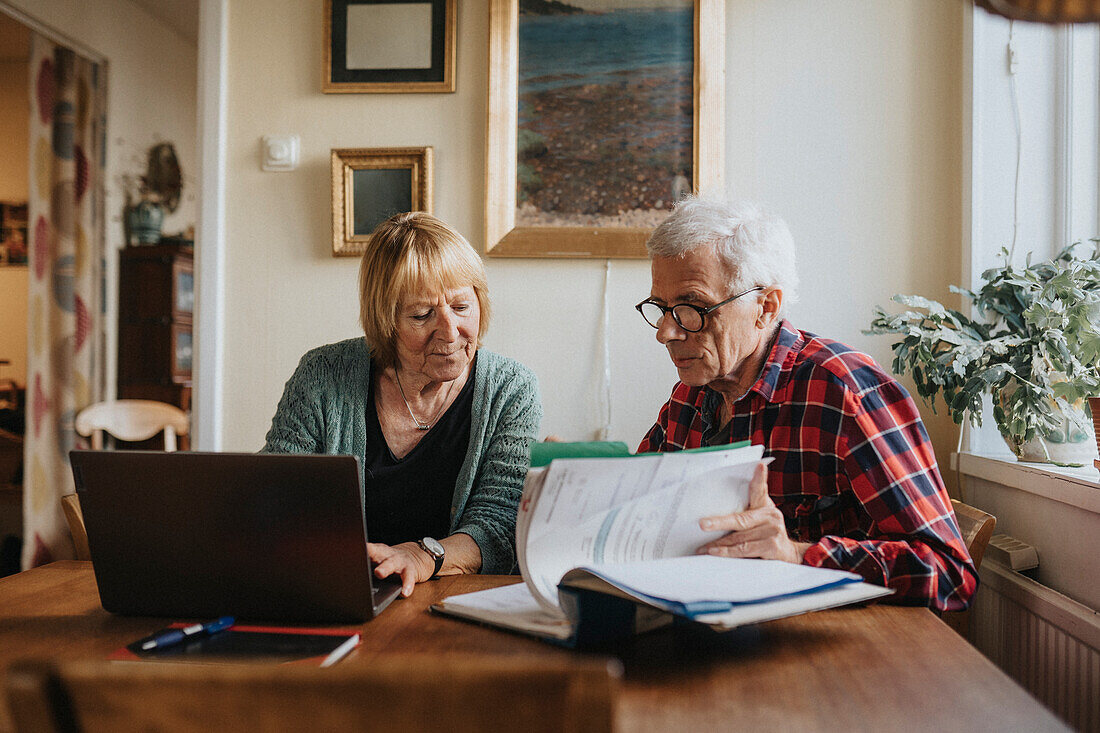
[636,196,977,611]
[264,212,541,596]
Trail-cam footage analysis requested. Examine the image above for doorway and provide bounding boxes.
[0,9,30,576]
[0,0,201,571]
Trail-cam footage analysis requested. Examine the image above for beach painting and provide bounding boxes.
[516,0,694,229]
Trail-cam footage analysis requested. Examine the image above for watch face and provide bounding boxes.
[421,537,444,558]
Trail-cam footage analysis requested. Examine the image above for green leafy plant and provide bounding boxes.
[866,240,1100,454]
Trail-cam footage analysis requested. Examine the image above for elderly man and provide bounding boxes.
[635,197,977,611]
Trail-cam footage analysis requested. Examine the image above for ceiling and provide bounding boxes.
[0,12,30,61]
[127,0,199,45]
[0,1,196,59]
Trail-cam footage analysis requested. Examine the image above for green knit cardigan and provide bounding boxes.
[262,338,542,574]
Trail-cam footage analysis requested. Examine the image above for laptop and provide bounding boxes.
[69,450,401,623]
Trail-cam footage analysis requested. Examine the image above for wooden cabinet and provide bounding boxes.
[117,243,193,413]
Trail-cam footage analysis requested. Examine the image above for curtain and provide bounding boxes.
[22,35,107,569]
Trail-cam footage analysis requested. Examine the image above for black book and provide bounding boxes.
[111,624,361,667]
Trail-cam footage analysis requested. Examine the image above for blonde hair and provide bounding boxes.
[358,212,491,366]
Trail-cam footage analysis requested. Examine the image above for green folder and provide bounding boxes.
[529,440,750,467]
[529,441,631,467]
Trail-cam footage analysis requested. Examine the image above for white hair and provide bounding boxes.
[645,196,799,313]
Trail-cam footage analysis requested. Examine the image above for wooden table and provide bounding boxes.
[0,562,1067,732]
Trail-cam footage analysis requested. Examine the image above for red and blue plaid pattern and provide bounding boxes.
[638,321,978,611]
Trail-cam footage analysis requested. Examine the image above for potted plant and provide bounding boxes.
[867,240,1100,465]
[120,142,182,245]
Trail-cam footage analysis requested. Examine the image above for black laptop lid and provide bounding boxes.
[70,450,389,623]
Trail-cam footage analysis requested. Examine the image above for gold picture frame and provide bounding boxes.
[485,0,725,259]
[331,147,433,257]
[323,0,456,94]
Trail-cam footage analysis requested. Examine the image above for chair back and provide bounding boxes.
[66,400,188,560]
[951,498,996,571]
[59,494,90,562]
[943,499,996,637]
[74,400,189,451]
[6,656,620,733]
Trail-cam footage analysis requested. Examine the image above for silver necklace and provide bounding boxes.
[394,368,456,431]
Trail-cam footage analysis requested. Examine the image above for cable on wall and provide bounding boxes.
[1008,19,1023,262]
[596,259,612,441]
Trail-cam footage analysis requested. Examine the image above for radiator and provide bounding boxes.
[969,560,1100,732]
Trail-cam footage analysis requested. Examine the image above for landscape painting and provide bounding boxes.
[516,0,694,228]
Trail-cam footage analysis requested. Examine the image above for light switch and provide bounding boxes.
[262,135,300,171]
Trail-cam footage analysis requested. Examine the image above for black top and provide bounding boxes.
[363,361,475,546]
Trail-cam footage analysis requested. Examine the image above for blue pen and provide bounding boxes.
[140,615,235,651]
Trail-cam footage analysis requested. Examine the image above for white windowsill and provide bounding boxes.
[952,452,1100,515]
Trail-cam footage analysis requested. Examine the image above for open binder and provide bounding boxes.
[432,443,891,648]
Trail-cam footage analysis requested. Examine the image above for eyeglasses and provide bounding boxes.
[635,286,764,333]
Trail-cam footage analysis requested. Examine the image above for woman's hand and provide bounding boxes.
[695,461,812,565]
[368,541,435,597]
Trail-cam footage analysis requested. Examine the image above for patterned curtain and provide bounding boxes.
[22,35,107,568]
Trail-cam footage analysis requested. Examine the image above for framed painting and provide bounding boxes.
[485,0,724,258]
[323,0,456,93]
[0,202,28,266]
[331,147,433,257]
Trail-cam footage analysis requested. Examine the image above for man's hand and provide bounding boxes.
[696,461,811,564]
[368,541,435,597]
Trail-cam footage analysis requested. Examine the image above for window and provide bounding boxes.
[965,9,1100,454]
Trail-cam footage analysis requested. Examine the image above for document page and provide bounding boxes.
[558,556,893,630]
[564,556,862,607]
[687,582,894,629]
[432,583,574,640]
[520,445,765,612]
[515,465,548,572]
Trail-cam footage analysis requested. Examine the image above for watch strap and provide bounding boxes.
[417,538,444,578]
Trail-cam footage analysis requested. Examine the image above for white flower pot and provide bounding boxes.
[1090,397,1100,471]
[1004,401,1099,466]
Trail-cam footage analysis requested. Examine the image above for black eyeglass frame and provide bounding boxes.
[635,286,765,333]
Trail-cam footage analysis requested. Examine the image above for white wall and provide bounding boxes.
[3,0,198,397]
[0,47,29,384]
[0,270,27,383]
[0,57,28,201]
[221,0,964,473]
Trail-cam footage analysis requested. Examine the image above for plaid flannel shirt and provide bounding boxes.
[638,320,978,611]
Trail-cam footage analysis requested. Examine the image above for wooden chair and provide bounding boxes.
[74,399,189,451]
[59,494,90,562]
[951,499,997,571]
[6,656,621,733]
[943,498,997,637]
[65,400,189,561]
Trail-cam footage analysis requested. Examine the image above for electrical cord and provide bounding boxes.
[597,259,612,441]
[1008,20,1023,263]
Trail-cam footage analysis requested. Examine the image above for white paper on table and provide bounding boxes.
[433,583,572,640]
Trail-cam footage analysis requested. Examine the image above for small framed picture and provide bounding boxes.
[323,0,456,93]
[331,147,433,257]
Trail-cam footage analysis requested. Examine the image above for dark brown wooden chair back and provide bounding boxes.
[6,656,620,733]
[943,498,996,636]
[951,498,996,571]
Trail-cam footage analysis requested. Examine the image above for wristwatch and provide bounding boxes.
[417,537,445,579]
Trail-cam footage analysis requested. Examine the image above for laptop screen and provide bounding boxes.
[70,450,399,623]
